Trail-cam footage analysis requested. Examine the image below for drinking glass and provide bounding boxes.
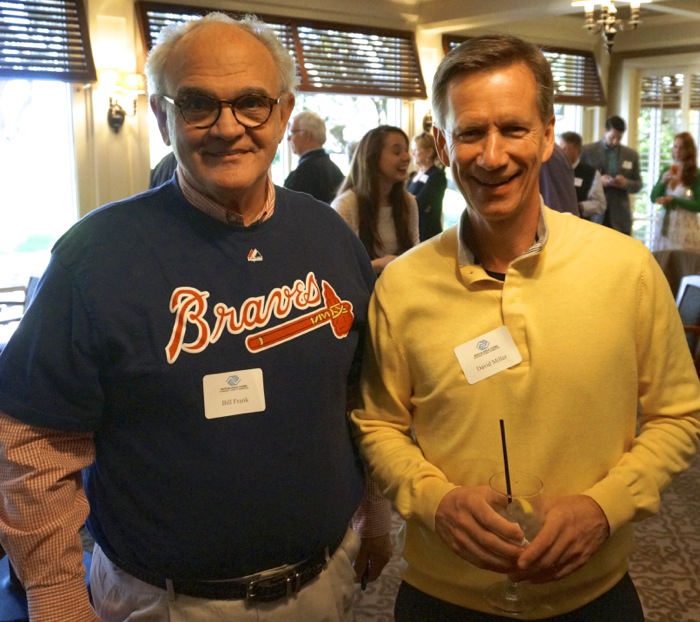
[483,471,544,615]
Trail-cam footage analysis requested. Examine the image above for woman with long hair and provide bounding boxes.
[651,131,700,251]
[332,125,419,274]
[407,132,447,241]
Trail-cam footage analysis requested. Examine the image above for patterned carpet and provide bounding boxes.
[354,453,700,621]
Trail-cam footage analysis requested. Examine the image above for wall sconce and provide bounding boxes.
[100,69,146,133]
[571,1,653,53]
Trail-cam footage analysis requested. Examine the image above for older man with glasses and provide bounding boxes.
[284,110,345,204]
[0,13,390,622]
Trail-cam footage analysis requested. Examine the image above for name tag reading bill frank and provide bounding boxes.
[454,326,522,384]
[202,368,266,419]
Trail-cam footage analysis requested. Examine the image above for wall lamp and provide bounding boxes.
[571,1,653,53]
[100,70,146,133]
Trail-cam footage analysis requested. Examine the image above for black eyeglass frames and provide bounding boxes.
[161,92,282,129]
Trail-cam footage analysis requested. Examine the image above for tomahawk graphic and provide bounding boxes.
[245,280,354,352]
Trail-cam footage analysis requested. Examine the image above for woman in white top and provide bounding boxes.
[332,125,419,274]
[651,131,700,251]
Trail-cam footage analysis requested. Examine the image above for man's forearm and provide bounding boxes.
[0,411,96,619]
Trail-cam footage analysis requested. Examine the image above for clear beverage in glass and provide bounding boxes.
[483,471,544,615]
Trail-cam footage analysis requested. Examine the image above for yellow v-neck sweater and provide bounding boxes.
[353,207,700,617]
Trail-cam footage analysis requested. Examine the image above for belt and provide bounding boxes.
[109,536,343,603]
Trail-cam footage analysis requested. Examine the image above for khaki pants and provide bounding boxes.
[90,529,360,622]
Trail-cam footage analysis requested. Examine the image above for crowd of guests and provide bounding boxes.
[151,103,699,261]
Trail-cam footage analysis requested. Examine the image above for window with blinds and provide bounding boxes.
[640,72,700,112]
[0,0,95,81]
[442,35,606,107]
[640,73,685,109]
[135,1,426,99]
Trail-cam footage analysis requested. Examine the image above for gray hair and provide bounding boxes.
[432,34,554,129]
[293,110,327,145]
[145,12,299,97]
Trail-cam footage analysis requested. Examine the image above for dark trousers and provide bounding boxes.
[394,573,644,621]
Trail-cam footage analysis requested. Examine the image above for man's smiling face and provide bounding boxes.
[154,22,293,209]
[434,62,554,227]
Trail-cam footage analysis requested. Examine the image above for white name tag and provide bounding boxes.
[454,326,522,384]
[622,160,633,170]
[416,173,429,184]
[202,368,266,419]
[574,177,583,187]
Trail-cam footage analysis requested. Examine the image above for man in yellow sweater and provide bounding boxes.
[352,34,700,620]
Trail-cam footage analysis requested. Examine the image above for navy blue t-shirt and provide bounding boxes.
[0,181,374,580]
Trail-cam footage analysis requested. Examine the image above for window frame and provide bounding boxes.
[135,1,426,99]
[0,0,96,82]
[442,35,606,107]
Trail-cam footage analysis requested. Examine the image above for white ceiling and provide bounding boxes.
[411,0,700,53]
[260,0,700,54]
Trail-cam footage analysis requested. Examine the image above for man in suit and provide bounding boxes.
[580,115,643,235]
[285,110,345,203]
[560,131,606,221]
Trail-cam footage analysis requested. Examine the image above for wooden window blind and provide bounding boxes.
[0,0,96,81]
[135,1,426,99]
[640,74,685,109]
[690,73,700,110]
[442,35,606,107]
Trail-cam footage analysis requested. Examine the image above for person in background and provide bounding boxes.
[149,150,177,188]
[0,13,391,621]
[332,125,419,275]
[538,143,580,216]
[650,131,700,252]
[559,131,606,221]
[581,115,643,235]
[352,33,700,621]
[284,110,345,203]
[407,132,447,241]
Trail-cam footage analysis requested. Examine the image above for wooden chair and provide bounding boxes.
[0,276,40,353]
[677,281,700,350]
[677,279,700,377]
[0,286,27,326]
[683,325,700,377]
[653,249,700,299]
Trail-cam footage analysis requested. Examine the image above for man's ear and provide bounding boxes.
[541,115,555,163]
[150,96,171,146]
[432,125,450,168]
[277,92,296,144]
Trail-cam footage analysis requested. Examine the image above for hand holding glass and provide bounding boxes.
[483,471,544,615]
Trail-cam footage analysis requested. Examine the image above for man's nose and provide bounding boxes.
[210,104,246,136]
[478,133,507,169]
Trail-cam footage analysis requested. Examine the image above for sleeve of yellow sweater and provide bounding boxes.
[352,287,457,531]
[584,250,700,533]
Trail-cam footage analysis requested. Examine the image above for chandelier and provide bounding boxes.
[571,1,653,53]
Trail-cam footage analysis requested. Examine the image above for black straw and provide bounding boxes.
[499,419,513,503]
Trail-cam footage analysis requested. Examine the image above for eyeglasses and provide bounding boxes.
[162,93,282,129]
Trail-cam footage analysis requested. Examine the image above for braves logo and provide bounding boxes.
[246,280,354,352]
[165,273,354,363]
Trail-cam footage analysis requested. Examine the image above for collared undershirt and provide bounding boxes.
[176,166,276,226]
[456,203,548,279]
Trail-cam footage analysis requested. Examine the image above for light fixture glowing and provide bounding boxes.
[571,0,653,53]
